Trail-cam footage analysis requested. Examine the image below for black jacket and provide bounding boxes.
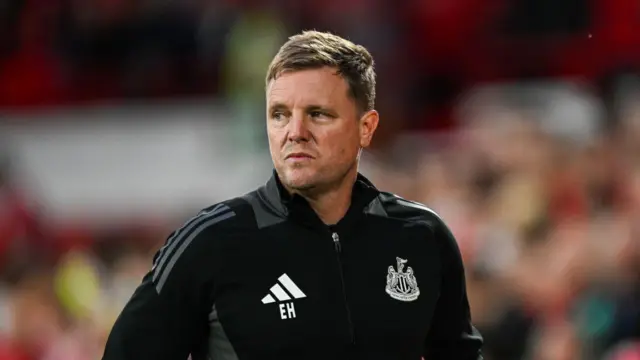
[103,171,483,360]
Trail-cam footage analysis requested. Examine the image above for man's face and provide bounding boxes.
[266,67,378,192]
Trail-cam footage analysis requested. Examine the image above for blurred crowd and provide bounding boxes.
[1,0,639,131]
[1,0,640,359]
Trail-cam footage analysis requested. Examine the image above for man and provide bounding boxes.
[102,30,483,359]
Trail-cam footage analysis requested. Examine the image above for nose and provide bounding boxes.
[287,112,310,143]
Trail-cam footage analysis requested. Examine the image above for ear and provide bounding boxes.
[358,110,379,148]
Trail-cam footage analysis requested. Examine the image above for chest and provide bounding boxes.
[210,220,442,355]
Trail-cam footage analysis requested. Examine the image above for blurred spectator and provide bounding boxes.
[0,153,47,284]
[222,3,285,155]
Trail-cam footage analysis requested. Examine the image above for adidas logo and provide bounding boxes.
[261,273,306,320]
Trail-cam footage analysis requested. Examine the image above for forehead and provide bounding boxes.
[267,67,353,108]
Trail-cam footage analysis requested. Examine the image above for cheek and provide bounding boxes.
[266,128,283,146]
[323,135,359,163]
[266,135,281,159]
[268,143,283,163]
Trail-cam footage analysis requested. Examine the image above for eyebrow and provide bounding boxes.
[267,103,336,114]
[268,102,288,112]
[305,105,329,112]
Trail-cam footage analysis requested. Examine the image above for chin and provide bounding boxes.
[280,168,318,191]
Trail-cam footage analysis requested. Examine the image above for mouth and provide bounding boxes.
[285,152,314,160]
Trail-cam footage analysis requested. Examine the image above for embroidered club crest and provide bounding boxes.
[385,257,420,302]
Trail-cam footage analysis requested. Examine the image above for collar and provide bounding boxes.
[259,169,379,231]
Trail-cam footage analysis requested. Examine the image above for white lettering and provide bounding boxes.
[279,302,296,319]
[279,303,287,319]
[286,302,296,319]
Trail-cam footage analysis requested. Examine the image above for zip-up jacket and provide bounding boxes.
[103,171,483,359]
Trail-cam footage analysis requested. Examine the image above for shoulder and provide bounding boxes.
[369,192,448,232]
[187,197,256,233]
[156,197,257,262]
[368,192,462,256]
[150,197,254,293]
[166,196,259,247]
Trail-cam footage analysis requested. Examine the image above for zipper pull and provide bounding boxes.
[332,232,341,253]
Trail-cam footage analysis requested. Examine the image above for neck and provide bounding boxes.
[287,170,358,225]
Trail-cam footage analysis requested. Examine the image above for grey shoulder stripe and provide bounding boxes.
[241,194,285,229]
[364,197,388,217]
[152,203,231,283]
[153,203,227,271]
[396,198,440,217]
[155,210,235,294]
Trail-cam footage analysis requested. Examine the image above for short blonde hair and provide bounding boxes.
[266,31,376,112]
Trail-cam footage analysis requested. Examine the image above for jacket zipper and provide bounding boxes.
[332,232,356,344]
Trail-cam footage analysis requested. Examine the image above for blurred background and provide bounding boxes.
[0,0,639,359]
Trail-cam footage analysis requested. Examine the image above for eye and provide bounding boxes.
[271,111,285,120]
[310,110,332,119]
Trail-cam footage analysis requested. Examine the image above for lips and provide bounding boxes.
[286,152,314,159]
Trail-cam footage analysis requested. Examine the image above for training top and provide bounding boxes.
[102,171,484,360]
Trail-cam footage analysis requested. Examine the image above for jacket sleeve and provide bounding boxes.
[423,218,483,359]
[102,224,217,360]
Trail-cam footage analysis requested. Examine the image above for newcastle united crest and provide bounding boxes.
[386,257,420,302]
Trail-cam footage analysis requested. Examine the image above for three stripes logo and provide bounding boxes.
[152,203,235,294]
[261,273,306,320]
